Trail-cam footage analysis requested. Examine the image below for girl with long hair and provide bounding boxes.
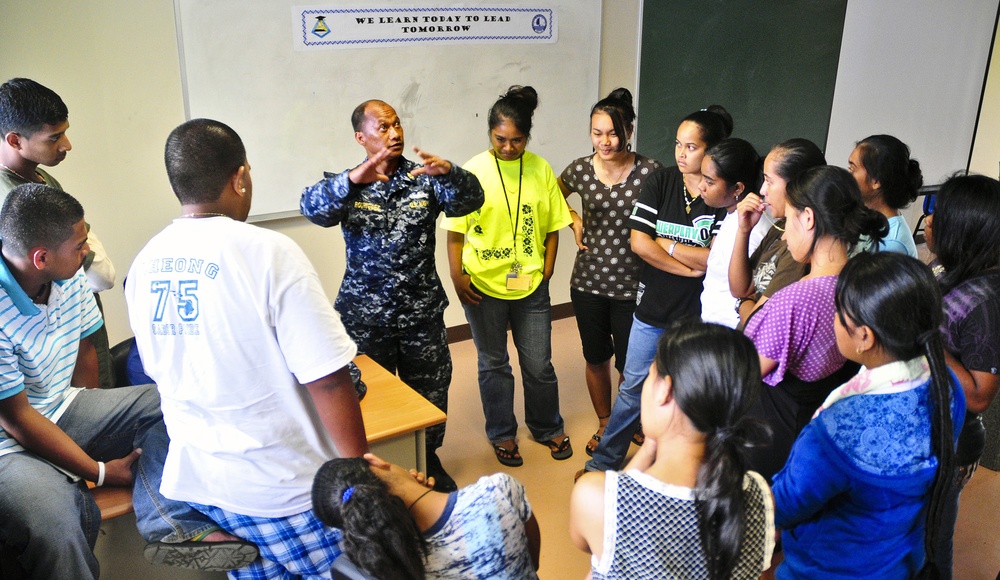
[571,322,774,579]
[743,165,889,481]
[559,88,663,456]
[924,173,1000,577]
[313,454,540,579]
[773,252,963,578]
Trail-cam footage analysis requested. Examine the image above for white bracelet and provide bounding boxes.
[668,240,678,257]
[96,461,106,487]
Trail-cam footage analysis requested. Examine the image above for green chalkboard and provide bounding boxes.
[636,1,848,163]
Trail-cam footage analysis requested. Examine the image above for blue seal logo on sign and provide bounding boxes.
[531,14,547,34]
[312,15,330,38]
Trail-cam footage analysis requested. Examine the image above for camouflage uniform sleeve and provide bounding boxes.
[433,164,485,218]
[300,169,362,227]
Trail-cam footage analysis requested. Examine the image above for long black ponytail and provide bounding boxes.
[834,252,955,577]
[653,322,769,579]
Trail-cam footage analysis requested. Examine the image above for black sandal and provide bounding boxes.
[632,425,645,446]
[143,540,259,571]
[492,442,523,467]
[585,433,601,457]
[586,419,609,457]
[539,436,573,460]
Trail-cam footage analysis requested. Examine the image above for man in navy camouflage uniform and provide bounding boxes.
[300,100,483,491]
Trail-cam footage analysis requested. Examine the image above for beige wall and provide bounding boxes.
[971,26,1000,177]
[0,1,641,343]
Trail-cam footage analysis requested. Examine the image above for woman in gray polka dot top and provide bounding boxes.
[558,88,662,456]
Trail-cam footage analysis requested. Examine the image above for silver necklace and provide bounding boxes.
[598,155,632,189]
[1,164,40,183]
[180,212,227,219]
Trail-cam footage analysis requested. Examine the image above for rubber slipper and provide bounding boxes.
[493,442,523,467]
[540,436,573,460]
[585,433,601,457]
[632,426,645,446]
[143,540,259,571]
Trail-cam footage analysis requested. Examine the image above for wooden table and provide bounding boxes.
[355,354,447,472]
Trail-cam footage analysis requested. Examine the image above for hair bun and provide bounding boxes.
[607,87,633,106]
[908,158,924,192]
[501,85,538,111]
[705,105,734,138]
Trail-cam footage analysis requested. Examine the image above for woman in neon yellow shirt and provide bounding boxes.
[442,85,573,467]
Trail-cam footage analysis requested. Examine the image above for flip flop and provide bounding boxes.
[585,433,601,457]
[587,418,609,457]
[540,436,573,460]
[143,540,259,571]
[632,425,645,446]
[493,442,523,467]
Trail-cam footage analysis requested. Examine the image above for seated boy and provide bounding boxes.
[125,118,369,578]
[0,184,253,579]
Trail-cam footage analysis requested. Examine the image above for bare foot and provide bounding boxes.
[201,530,242,543]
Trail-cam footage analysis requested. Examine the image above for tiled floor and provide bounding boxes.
[437,317,1000,580]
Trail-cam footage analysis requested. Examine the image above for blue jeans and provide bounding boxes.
[0,386,218,579]
[585,316,664,472]
[462,280,566,444]
[932,461,977,579]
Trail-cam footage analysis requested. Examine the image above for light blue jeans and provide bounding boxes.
[462,280,566,444]
[0,385,218,579]
[585,316,664,472]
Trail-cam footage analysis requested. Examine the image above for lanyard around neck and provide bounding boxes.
[494,154,523,259]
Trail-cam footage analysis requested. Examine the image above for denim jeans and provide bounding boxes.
[462,280,566,444]
[0,385,218,579]
[932,461,978,579]
[585,316,664,472]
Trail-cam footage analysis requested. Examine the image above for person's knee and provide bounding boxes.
[4,483,99,556]
[121,383,164,418]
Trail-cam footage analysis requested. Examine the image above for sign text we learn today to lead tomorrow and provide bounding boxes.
[294,6,557,49]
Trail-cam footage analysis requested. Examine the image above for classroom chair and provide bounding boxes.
[912,185,939,243]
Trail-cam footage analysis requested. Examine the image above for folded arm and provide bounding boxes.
[654,237,711,271]
[631,230,704,277]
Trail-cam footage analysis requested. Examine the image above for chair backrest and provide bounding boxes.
[913,184,941,241]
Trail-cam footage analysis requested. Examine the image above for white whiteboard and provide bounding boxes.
[174,0,601,218]
[826,0,998,186]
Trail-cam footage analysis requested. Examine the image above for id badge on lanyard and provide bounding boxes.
[497,154,531,291]
[506,260,531,290]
